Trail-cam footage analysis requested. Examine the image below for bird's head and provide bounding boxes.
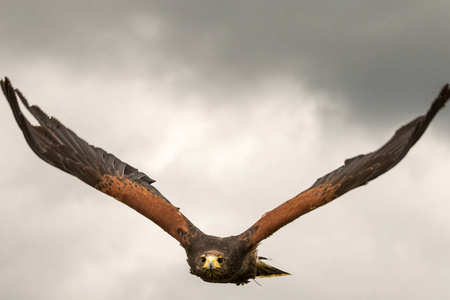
[199,250,226,277]
[189,248,237,282]
[186,236,255,284]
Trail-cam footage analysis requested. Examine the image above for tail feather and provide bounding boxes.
[256,257,290,278]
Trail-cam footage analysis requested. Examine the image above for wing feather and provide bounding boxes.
[1,77,200,247]
[239,84,450,248]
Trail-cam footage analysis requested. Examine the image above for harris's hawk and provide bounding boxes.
[2,77,449,285]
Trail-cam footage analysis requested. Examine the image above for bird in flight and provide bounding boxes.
[2,77,449,285]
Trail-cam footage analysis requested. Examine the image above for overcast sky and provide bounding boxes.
[1,1,449,299]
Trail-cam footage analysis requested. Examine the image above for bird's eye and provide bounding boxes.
[217,258,224,264]
[201,257,206,263]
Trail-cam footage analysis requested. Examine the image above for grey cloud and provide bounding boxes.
[1,2,450,300]
[2,1,449,125]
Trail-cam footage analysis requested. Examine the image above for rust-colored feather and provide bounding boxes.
[3,76,449,284]
[239,84,450,248]
[1,77,199,247]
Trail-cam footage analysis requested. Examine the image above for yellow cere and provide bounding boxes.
[203,256,221,269]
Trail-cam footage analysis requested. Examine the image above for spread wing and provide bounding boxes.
[239,84,450,249]
[1,77,201,247]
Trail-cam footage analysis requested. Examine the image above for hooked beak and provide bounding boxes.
[208,261,214,273]
[203,256,221,272]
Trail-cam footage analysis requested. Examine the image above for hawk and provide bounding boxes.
[2,77,449,285]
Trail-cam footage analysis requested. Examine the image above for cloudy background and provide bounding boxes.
[1,1,449,299]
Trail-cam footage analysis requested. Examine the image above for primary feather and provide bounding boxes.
[2,77,448,285]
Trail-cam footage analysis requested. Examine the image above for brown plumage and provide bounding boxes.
[2,77,449,285]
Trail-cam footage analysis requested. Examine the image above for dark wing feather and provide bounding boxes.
[1,77,201,247]
[239,84,450,249]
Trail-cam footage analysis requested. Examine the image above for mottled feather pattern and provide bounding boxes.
[240,84,450,248]
[1,77,196,247]
[3,76,448,284]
